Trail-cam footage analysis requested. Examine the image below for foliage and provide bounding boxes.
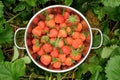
[0,0,120,80]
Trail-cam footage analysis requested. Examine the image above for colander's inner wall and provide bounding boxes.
[25,5,91,72]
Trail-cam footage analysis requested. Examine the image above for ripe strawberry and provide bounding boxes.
[38,21,45,29]
[54,8,62,14]
[50,48,59,58]
[37,48,45,56]
[62,46,71,55]
[66,27,71,34]
[85,34,90,43]
[58,54,66,62]
[66,37,73,45]
[32,17,39,24]
[52,61,61,69]
[49,14,54,19]
[40,54,52,66]
[65,8,72,13]
[43,26,49,34]
[58,39,64,48]
[49,29,58,38]
[55,14,65,23]
[60,23,66,28]
[83,46,89,55]
[58,29,67,38]
[32,45,40,53]
[42,43,53,53]
[75,23,82,32]
[55,24,60,31]
[79,33,86,41]
[70,53,82,61]
[81,20,88,30]
[72,39,83,49]
[63,12,70,20]
[64,57,73,66]
[32,38,39,45]
[46,19,55,28]
[32,26,42,36]
[32,53,37,60]
[72,32,80,39]
[27,38,32,46]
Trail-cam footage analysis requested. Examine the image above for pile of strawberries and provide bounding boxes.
[27,7,90,70]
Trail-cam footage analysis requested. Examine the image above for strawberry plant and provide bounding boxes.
[0,0,120,80]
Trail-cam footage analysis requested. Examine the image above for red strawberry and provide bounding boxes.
[27,38,32,46]
[58,29,67,38]
[58,54,66,62]
[72,32,80,39]
[52,61,61,69]
[55,14,65,23]
[32,17,39,24]
[55,24,60,31]
[46,19,55,28]
[66,37,73,45]
[75,23,82,32]
[43,26,49,34]
[49,29,58,38]
[50,48,59,58]
[32,26,42,36]
[32,45,40,53]
[86,35,90,43]
[60,23,66,28]
[42,43,53,53]
[40,54,52,66]
[58,39,64,48]
[37,48,45,56]
[38,21,45,29]
[64,12,70,20]
[81,20,88,30]
[62,46,71,55]
[64,57,73,66]
[48,14,54,19]
[72,39,83,49]
[32,38,39,45]
[79,33,86,41]
[32,53,37,60]
[66,27,71,34]
[70,54,82,61]
[83,47,89,55]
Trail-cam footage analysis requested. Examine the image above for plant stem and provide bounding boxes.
[5,11,23,23]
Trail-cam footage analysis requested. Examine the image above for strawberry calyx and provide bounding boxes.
[67,14,79,24]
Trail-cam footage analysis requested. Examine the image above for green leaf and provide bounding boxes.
[21,56,31,64]
[101,0,120,8]
[103,34,110,46]
[0,24,13,44]
[38,0,48,4]
[93,6,105,20]
[92,35,101,47]
[0,59,25,80]
[111,47,120,57]
[11,46,19,62]
[56,73,62,80]
[13,2,26,12]
[0,49,4,62]
[88,64,103,74]
[64,0,73,6]
[101,45,118,58]
[25,0,37,7]
[105,56,120,80]
[0,1,4,18]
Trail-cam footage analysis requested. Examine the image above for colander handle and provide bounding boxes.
[91,28,103,49]
[14,28,26,49]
